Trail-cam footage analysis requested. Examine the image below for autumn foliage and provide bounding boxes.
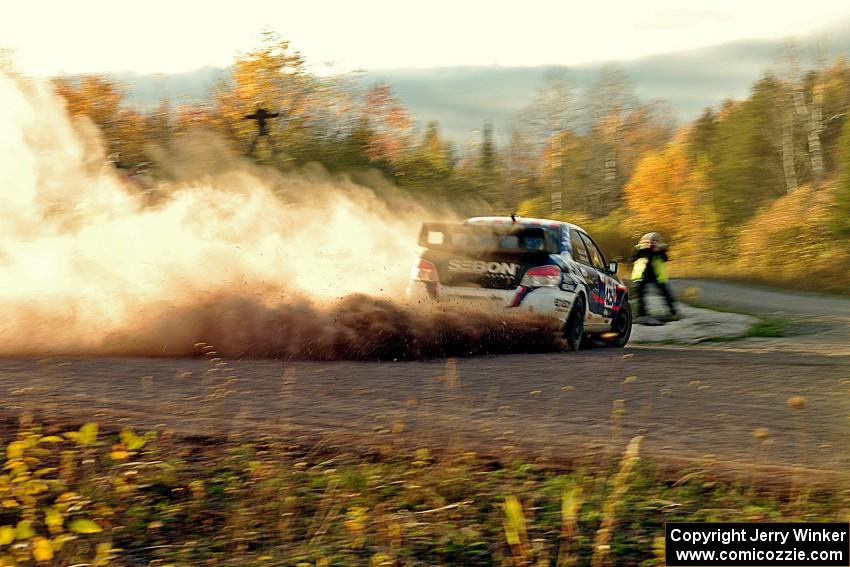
[45,35,850,292]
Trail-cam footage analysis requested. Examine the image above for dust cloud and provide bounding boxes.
[0,71,563,359]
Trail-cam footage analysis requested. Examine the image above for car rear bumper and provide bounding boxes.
[406,281,575,323]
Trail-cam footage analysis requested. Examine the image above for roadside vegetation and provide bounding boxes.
[676,289,790,339]
[0,353,836,565]
[1,417,844,566]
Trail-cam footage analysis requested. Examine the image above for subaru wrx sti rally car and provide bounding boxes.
[407,216,632,350]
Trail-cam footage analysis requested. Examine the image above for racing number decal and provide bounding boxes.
[604,279,616,308]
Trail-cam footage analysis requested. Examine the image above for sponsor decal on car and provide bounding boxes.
[446,259,519,276]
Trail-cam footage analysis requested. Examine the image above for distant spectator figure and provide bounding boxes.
[243,102,279,153]
[631,232,679,323]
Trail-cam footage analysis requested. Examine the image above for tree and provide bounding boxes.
[214,31,312,162]
[688,108,717,162]
[54,75,146,164]
[518,69,576,146]
[625,135,718,260]
[581,67,673,215]
[831,116,850,238]
[705,78,786,229]
[360,83,413,166]
[396,122,453,192]
[539,130,592,214]
[501,126,541,211]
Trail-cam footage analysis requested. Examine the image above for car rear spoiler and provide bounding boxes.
[417,222,559,254]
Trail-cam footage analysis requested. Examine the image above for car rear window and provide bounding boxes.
[421,223,559,253]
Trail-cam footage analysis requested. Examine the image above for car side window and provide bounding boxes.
[579,232,607,271]
[570,230,591,265]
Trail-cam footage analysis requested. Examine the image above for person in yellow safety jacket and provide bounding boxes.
[631,232,679,321]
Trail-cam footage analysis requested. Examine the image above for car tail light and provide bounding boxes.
[520,265,561,288]
[412,258,439,282]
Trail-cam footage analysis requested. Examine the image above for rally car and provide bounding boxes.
[406,216,632,350]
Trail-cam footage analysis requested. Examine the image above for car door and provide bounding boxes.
[578,232,617,324]
[569,229,606,328]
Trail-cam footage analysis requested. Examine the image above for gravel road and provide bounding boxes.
[3,280,850,472]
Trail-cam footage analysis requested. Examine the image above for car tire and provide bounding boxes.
[606,300,632,348]
[563,295,585,352]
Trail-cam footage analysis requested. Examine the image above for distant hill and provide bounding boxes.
[109,20,850,143]
[112,66,231,108]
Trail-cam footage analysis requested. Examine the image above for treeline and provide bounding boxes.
[52,32,504,205]
[51,33,850,292]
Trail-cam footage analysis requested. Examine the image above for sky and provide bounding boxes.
[2,0,850,76]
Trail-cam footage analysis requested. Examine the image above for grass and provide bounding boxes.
[746,318,789,338]
[676,295,791,340]
[0,418,846,566]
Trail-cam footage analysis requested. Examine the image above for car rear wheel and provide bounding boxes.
[563,295,585,352]
[606,300,632,348]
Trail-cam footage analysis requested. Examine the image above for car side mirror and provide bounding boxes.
[608,260,618,275]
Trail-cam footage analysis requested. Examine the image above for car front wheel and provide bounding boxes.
[606,300,632,348]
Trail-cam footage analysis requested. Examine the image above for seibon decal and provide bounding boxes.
[447,259,518,276]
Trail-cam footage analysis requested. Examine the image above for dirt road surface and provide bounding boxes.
[3,280,850,472]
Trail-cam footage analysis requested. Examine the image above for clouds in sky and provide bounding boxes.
[2,0,849,74]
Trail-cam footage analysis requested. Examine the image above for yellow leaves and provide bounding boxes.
[502,495,528,547]
[561,485,583,525]
[344,506,369,548]
[112,476,131,494]
[23,480,49,496]
[345,506,368,533]
[370,552,395,566]
[110,429,151,461]
[93,542,116,567]
[15,521,33,540]
[5,442,24,460]
[653,535,667,563]
[110,444,129,461]
[0,424,111,565]
[737,185,834,278]
[119,429,148,452]
[412,448,431,467]
[624,137,717,254]
[0,526,14,545]
[55,492,78,505]
[64,423,98,446]
[189,480,205,498]
[4,461,25,475]
[44,507,63,532]
[68,518,102,534]
[32,537,52,562]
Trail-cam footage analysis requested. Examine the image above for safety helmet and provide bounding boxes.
[638,232,663,249]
